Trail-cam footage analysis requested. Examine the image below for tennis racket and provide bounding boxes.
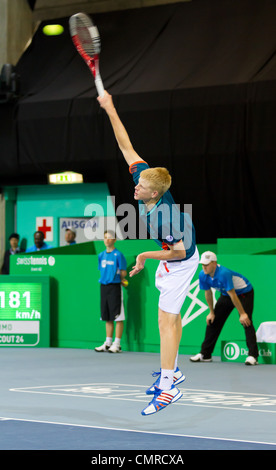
[69,12,104,97]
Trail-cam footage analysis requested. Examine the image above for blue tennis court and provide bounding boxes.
[1,418,276,450]
[1,348,276,454]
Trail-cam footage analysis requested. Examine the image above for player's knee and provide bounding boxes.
[158,309,179,333]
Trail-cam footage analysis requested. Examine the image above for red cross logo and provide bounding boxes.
[37,218,52,239]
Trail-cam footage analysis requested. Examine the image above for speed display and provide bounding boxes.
[0,278,50,347]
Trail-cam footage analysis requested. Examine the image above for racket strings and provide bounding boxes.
[75,18,101,57]
[69,12,105,95]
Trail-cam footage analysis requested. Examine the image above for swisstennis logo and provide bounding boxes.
[181,280,217,327]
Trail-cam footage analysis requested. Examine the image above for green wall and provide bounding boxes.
[5,180,275,357]
[7,183,113,251]
[10,239,276,356]
[217,238,276,255]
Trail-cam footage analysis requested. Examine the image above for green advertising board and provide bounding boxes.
[0,276,50,347]
[9,246,276,356]
[221,340,276,364]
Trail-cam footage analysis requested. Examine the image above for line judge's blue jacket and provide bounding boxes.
[199,265,253,296]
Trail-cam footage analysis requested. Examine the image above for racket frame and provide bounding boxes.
[69,13,104,96]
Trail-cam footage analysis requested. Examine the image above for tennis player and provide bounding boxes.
[98,91,199,415]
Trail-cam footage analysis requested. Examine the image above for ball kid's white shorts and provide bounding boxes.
[155,248,199,314]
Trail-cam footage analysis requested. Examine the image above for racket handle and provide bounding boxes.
[95,76,105,97]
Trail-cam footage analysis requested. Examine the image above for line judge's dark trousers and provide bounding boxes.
[200,289,258,359]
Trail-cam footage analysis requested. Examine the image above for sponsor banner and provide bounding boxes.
[15,255,56,272]
[221,340,276,364]
[59,217,124,245]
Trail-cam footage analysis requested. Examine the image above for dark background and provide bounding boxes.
[0,0,275,242]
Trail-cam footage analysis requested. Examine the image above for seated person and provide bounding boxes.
[25,231,52,252]
[65,228,76,245]
[1,233,24,274]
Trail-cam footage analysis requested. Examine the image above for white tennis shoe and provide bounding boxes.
[94,342,110,352]
[190,353,212,362]
[108,342,122,353]
[142,385,183,416]
[245,356,258,366]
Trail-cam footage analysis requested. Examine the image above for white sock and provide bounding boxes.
[174,352,179,371]
[105,337,113,346]
[159,369,174,390]
[114,337,121,346]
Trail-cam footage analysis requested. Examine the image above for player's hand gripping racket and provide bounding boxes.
[69,12,104,96]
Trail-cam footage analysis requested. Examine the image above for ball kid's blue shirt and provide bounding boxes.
[199,265,253,296]
[129,160,196,260]
[98,248,127,285]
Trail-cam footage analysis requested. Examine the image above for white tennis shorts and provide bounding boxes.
[115,286,125,322]
[155,248,199,314]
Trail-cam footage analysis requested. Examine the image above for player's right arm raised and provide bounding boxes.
[98,91,143,166]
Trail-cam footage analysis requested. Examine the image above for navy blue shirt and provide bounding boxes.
[129,161,196,260]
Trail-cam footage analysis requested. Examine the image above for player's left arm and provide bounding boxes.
[227,288,251,327]
[129,240,186,277]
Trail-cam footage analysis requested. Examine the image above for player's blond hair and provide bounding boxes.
[140,167,171,197]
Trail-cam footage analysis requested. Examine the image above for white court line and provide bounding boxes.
[1,416,276,448]
[9,382,276,414]
[10,381,276,397]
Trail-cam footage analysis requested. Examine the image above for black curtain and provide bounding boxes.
[0,0,275,242]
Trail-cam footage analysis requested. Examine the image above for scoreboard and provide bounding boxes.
[0,276,50,347]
